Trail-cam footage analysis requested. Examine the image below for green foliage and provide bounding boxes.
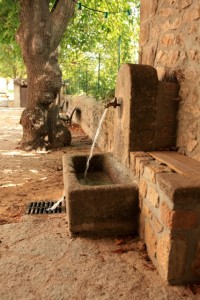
[0,0,26,78]
[60,0,140,100]
[0,0,140,98]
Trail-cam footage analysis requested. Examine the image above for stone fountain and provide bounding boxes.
[63,64,179,237]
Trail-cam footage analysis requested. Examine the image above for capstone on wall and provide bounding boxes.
[140,0,200,161]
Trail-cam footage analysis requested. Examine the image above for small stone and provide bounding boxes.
[187,139,198,152]
[161,33,175,47]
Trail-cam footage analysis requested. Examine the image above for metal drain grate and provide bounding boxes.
[26,201,65,214]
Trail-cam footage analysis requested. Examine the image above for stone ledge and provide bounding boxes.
[130,151,200,284]
[157,172,200,206]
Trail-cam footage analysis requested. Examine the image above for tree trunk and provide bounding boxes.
[16,0,75,150]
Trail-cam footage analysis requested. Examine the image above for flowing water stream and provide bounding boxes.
[84,108,108,178]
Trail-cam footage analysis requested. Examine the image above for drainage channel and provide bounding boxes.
[26,201,65,214]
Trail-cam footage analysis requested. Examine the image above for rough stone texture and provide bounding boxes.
[130,151,200,284]
[114,64,158,166]
[140,0,200,161]
[64,65,179,168]
[63,153,138,236]
[62,94,115,155]
[191,241,200,277]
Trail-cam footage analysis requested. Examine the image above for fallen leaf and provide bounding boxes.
[187,284,200,295]
[115,239,125,246]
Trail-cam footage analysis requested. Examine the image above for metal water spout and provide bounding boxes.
[105,97,121,109]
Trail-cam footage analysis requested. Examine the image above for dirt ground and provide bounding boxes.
[0,108,199,300]
[0,108,93,225]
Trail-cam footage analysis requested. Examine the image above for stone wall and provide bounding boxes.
[140,0,200,161]
[62,95,115,153]
[130,151,200,284]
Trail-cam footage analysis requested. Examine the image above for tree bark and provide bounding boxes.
[16,0,75,150]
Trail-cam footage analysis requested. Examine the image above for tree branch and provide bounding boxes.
[49,0,76,50]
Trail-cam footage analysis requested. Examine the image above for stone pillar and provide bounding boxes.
[114,64,158,167]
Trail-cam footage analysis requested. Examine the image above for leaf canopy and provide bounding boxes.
[0,0,140,99]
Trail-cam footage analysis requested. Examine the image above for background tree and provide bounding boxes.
[0,0,25,78]
[15,0,76,150]
[0,0,140,149]
[59,0,140,99]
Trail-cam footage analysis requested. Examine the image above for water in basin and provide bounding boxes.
[78,171,113,186]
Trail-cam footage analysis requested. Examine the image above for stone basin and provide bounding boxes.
[63,153,138,236]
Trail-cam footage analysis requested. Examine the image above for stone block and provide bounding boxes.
[140,23,149,46]
[142,202,152,218]
[168,238,187,283]
[140,0,158,22]
[191,241,200,277]
[156,50,164,62]
[161,202,199,230]
[161,20,170,32]
[185,66,199,81]
[170,18,181,30]
[161,33,175,46]
[141,46,157,65]
[145,222,157,261]
[186,139,198,152]
[160,8,173,17]
[146,185,159,208]
[157,172,200,205]
[130,152,151,176]
[157,233,171,280]
[143,163,171,184]
[139,178,148,200]
[183,6,200,22]
[178,0,192,10]
[135,157,153,177]
[151,214,164,234]
[175,33,184,46]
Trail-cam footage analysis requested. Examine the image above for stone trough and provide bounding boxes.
[63,153,138,236]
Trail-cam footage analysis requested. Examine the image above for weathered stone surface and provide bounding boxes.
[161,202,199,230]
[178,0,192,10]
[191,241,200,277]
[157,233,171,280]
[115,64,158,165]
[145,222,157,260]
[187,139,198,152]
[130,152,151,176]
[140,23,149,46]
[161,33,175,46]
[146,185,159,208]
[170,18,181,30]
[168,239,187,283]
[160,8,173,17]
[142,202,152,218]
[151,214,164,233]
[183,5,200,21]
[135,156,154,177]
[143,163,171,184]
[140,0,200,161]
[139,178,148,200]
[64,153,138,236]
[157,172,200,205]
